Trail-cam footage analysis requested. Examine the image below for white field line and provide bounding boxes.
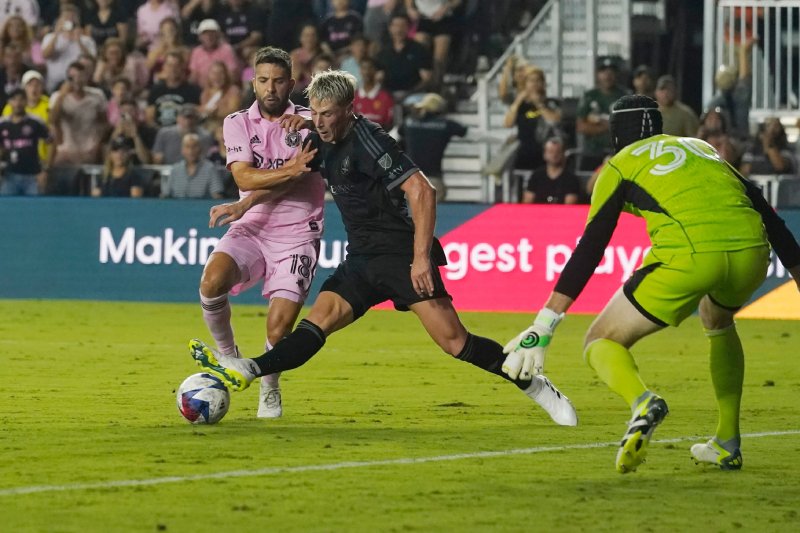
[2,429,798,497]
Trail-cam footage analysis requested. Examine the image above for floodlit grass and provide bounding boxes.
[1,300,799,532]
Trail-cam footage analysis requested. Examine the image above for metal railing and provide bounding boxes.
[704,0,800,122]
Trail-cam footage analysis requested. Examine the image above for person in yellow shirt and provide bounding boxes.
[2,69,50,162]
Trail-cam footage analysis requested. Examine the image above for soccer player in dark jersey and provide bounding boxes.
[0,88,54,195]
[503,95,800,473]
[190,69,577,426]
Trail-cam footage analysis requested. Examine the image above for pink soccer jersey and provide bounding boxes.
[223,101,325,243]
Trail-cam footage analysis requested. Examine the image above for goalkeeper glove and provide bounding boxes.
[502,308,564,380]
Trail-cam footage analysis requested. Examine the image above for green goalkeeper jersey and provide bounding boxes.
[590,134,766,254]
[553,134,800,300]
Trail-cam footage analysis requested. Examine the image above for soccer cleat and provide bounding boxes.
[523,375,578,426]
[189,339,258,392]
[615,394,669,474]
[690,439,743,470]
[257,380,283,419]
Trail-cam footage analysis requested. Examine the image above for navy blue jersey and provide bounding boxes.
[0,115,50,174]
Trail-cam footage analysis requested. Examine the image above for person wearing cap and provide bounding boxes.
[400,92,467,202]
[654,74,699,137]
[92,135,146,198]
[503,94,800,474]
[575,56,628,171]
[152,102,213,164]
[188,18,240,89]
[2,69,50,163]
[0,88,55,196]
[631,64,655,99]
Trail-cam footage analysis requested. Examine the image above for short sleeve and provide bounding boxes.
[222,112,253,168]
[354,120,418,191]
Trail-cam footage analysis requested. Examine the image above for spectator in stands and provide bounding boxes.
[84,0,128,48]
[706,131,741,168]
[1,15,38,67]
[199,60,242,126]
[111,98,154,165]
[290,24,332,101]
[504,66,562,175]
[319,0,364,56]
[399,92,467,202]
[0,0,40,30]
[152,103,212,165]
[218,0,264,58]
[189,18,240,89]
[654,75,699,137]
[106,76,132,126]
[0,43,31,109]
[181,0,223,46]
[266,0,316,52]
[136,0,180,51]
[162,132,224,198]
[498,54,529,105]
[93,37,149,96]
[376,13,432,96]
[631,64,655,99]
[50,61,108,167]
[706,38,754,141]
[312,52,335,74]
[147,51,202,127]
[146,17,190,82]
[0,88,53,196]
[92,135,146,198]
[740,117,796,178]
[363,0,397,52]
[354,56,394,130]
[696,106,731,140]
[405,0,460,90]
[521,137,580,204]
[41,4,97,93]
[339,34,368,87]
[575,56,627,171]
[2,69,49,165]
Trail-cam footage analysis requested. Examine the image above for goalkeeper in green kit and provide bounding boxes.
[503,95,800,474]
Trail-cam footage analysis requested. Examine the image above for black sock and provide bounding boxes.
[455,333,532,390]
[251,319,325,375]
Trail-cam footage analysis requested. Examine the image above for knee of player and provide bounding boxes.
[199,269,233,298]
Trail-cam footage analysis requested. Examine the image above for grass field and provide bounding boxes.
[2,299,799,532]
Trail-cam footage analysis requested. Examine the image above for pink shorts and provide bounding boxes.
[211,225,320,303]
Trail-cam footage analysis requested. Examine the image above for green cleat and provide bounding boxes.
[690,439,743,470]
[189,339,258,392]
[615,394,669,474]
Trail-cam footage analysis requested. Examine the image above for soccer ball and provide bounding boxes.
[176,373,230,424]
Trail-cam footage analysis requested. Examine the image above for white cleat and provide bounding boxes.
[257,380,283,419]
[523,375,578,426]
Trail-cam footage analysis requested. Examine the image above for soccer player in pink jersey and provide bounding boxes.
[199,47,325,419]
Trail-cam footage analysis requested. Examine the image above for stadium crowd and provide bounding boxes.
[0,0,545,198]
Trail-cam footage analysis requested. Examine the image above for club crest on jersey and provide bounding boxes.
[285,130,301,147]
[340,156,351,176]
[378,153,392,170]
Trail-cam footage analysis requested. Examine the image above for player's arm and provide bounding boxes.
[208,184,294,227]
[503,163,624,379]
[229,143,315,191]
[401,171,437,296]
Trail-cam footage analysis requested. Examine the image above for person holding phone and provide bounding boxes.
[41,4,97,93]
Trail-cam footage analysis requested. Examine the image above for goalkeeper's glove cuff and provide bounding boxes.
[533,307,564,332]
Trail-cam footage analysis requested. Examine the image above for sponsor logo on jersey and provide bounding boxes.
[378,153,392,170]
[250,134,261,145]
[285,130,301,147]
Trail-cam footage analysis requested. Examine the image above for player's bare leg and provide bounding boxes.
[199,252,241,356]
[692,296,744,469]
[410,297,577,426]
[583,288,668,473]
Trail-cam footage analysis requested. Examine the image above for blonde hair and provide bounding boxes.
[305,69,357,106]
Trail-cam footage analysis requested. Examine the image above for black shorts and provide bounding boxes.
[416,15,458,37]
[319,253,451,319]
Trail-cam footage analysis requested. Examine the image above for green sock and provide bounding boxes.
[584,339,648,407]
[706,324,744,447]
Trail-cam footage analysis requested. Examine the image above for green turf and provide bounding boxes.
[1,300,799,532]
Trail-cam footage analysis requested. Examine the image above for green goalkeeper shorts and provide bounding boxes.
[622,245,771,327]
